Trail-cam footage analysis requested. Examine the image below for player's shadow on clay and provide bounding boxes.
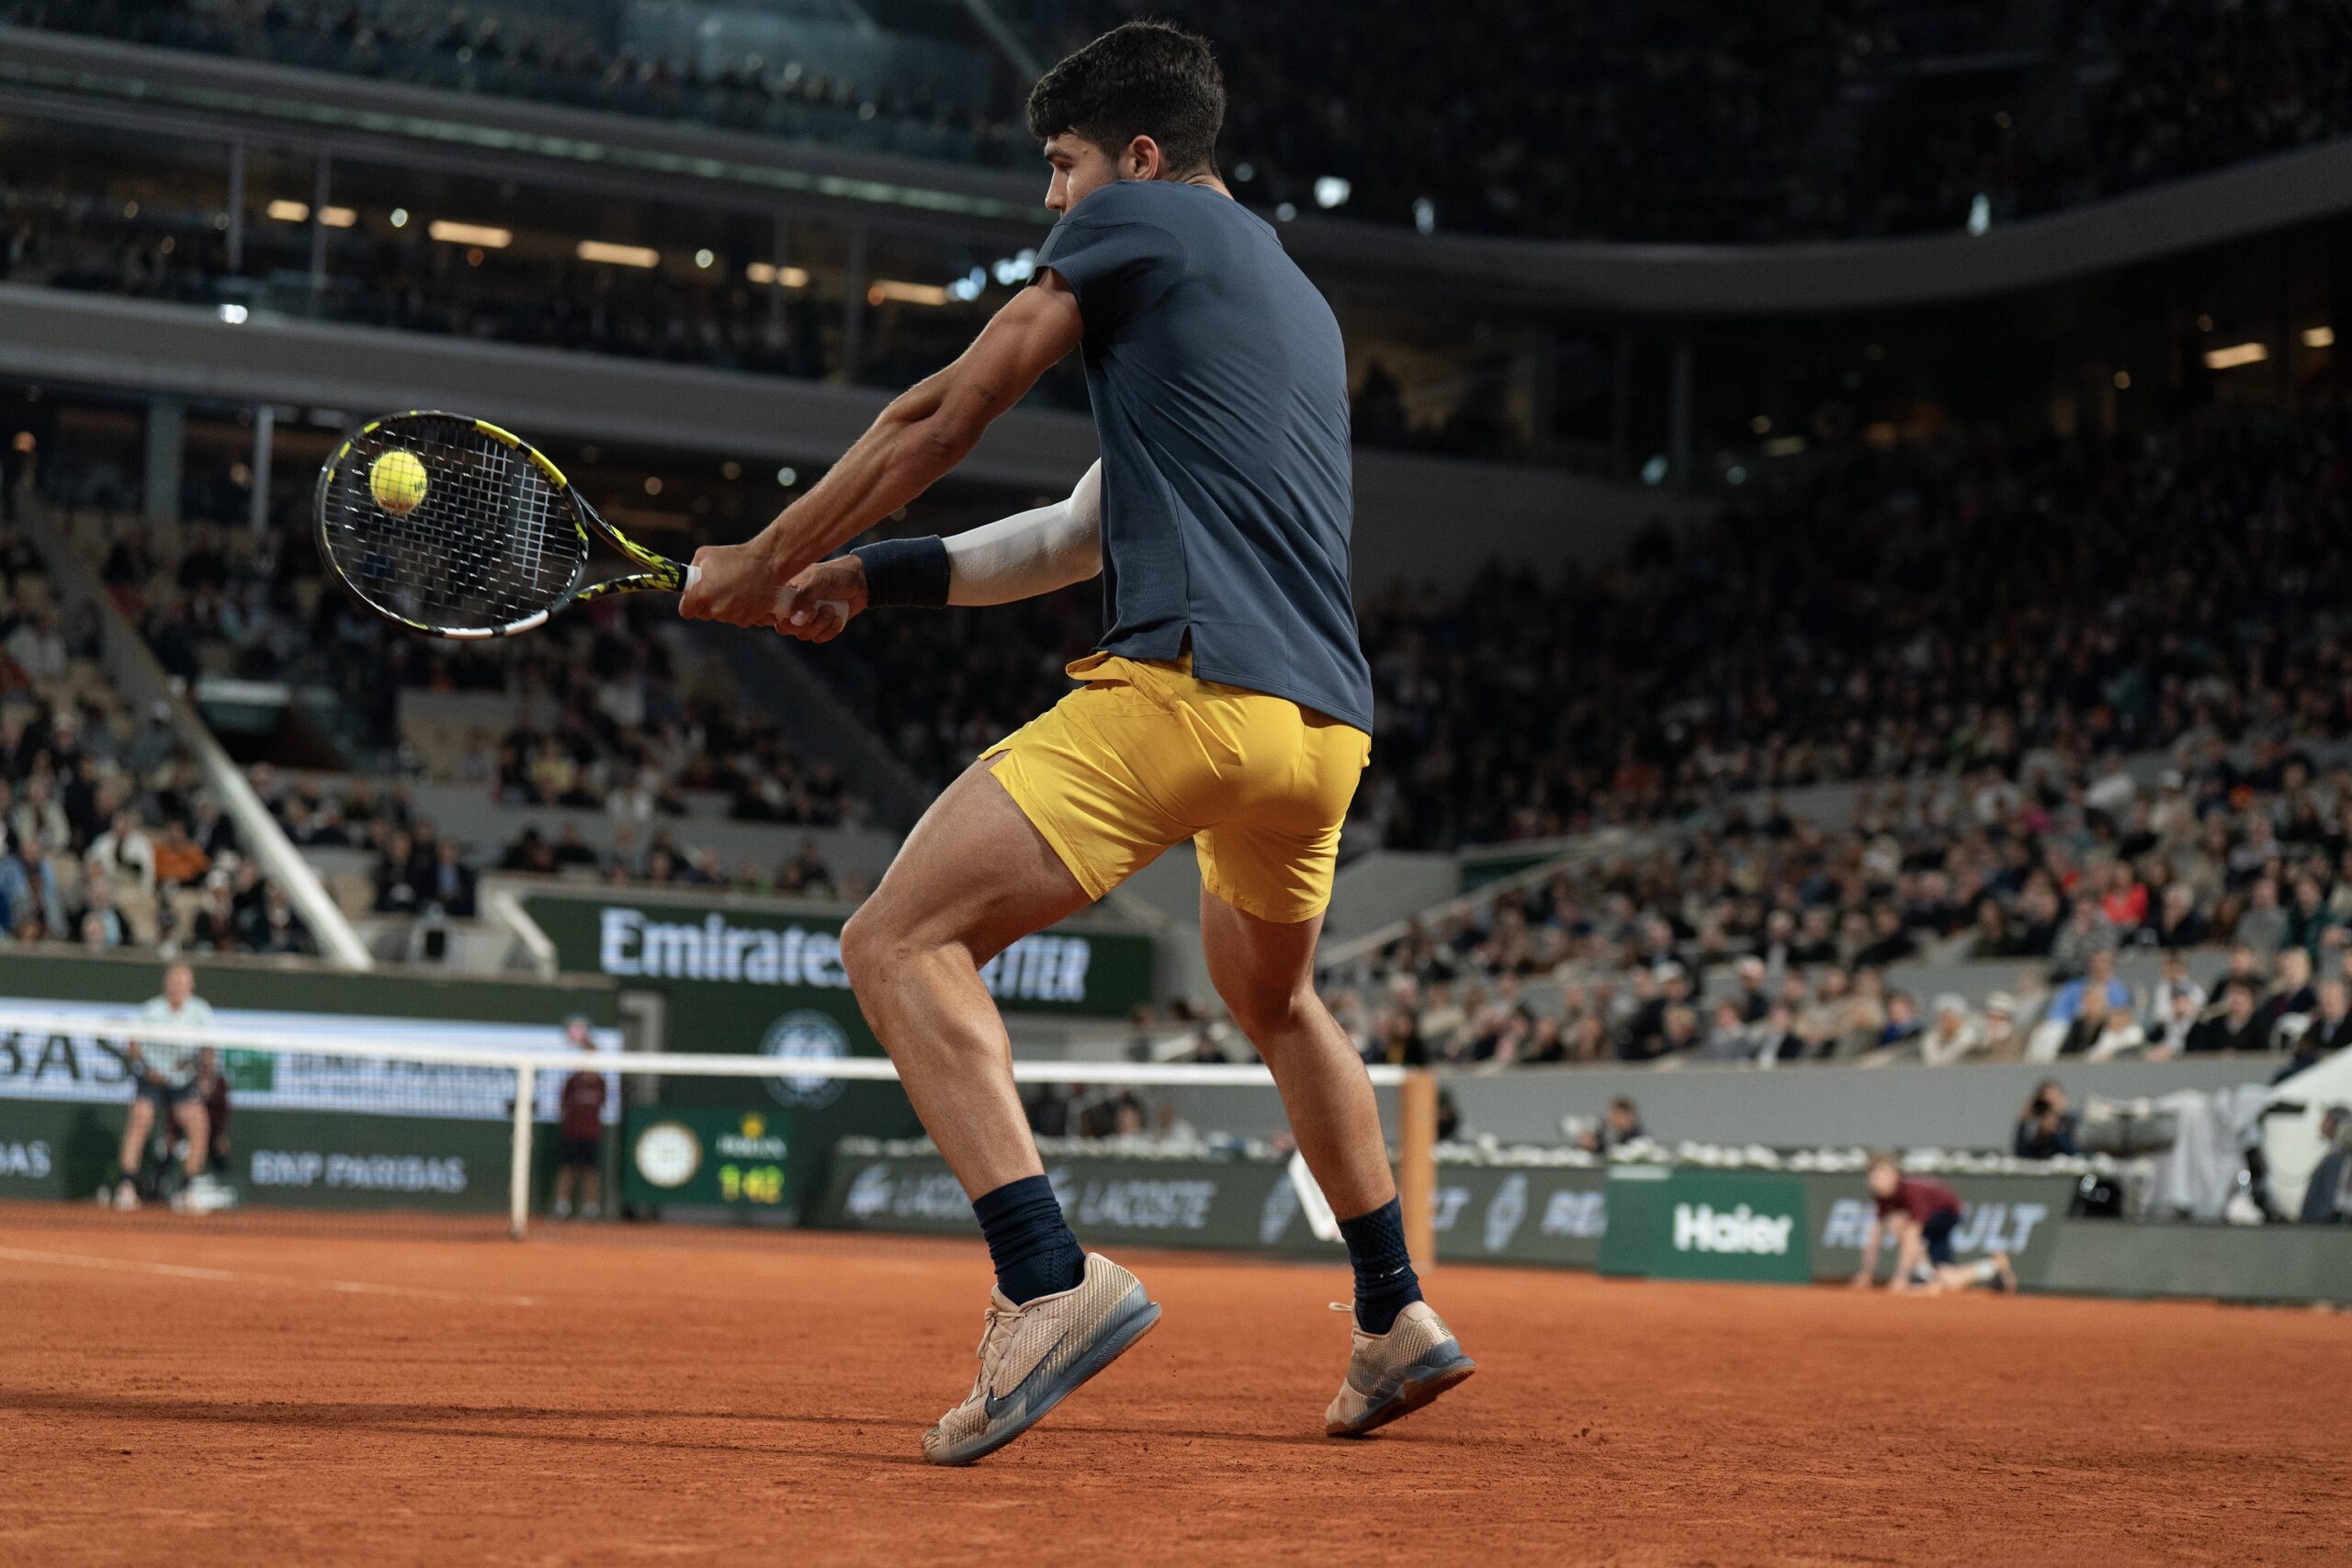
[2,1388,932,1461]
[3,1388,1406,1456]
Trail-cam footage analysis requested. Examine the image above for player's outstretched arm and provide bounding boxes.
[768,462,1103,642]
[944,459,1102,605]
[682,278,1085,631]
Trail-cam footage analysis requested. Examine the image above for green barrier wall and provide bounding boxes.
[522,887,1158,1204]
[803,1146,2079,1287]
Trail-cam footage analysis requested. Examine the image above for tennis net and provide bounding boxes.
[0,1010,1433,1251]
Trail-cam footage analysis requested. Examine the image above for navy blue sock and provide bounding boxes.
[971,1174,1084,1305]
[1337,1197,1422,1334]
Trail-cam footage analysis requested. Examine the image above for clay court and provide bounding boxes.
[3,1204,2345,1567]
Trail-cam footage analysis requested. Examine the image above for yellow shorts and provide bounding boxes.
[981,651,1371,924]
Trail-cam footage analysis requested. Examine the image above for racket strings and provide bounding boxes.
[321,416,587,634]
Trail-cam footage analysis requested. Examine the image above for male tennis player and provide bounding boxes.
[684,20,1472,1464]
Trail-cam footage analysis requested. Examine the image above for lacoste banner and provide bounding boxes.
[1600,1168,1812,1283]
[815,1150,1335,1256]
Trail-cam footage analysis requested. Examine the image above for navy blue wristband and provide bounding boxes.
[848,536,951,608]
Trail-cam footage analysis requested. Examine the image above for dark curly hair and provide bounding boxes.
[1025,20,1225,177]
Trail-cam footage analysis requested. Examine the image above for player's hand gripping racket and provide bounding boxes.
[315,411,840,639]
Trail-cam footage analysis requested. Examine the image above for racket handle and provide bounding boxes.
[680,564,848,622]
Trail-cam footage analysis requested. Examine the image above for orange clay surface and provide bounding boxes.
[2,1201,2347,1566]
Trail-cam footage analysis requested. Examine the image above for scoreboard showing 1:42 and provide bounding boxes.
[622,1108,795,1213]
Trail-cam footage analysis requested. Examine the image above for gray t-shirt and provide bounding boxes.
[1035,180,1374,732]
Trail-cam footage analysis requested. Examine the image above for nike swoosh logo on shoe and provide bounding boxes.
[982,1328,1073,1422]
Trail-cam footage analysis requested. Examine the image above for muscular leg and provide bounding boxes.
[1199,887,1393,1218]
[840,757,1093,1200]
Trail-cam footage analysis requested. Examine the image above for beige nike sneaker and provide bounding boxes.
[1325,1300,1476,1438]
[922,1252,1161,1466]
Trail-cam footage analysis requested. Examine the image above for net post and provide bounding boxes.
[1398,1068,1438,1272]
[508,1061,536,1242]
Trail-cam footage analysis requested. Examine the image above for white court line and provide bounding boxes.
[0,1246,537,1306]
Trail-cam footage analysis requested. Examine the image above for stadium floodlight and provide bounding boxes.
[429,220,513,248]
[745,263,810,288]
[868,280,950,307]
[1313,176,1351,209]
[695,249,716,269]
[266,199,311,222]
[1967,193,1991,235]
[2203,342,2269,370]
[1641,455,1668,485]
[1413,197,1436,234]
[218,303,249,324]
[390,208,410,228]
[576,241,661,268]
[777,467,798,486]
[2305,326,2336,349]
[1275,202,1297,221]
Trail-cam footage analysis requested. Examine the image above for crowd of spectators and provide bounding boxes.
[18,0,2352,247]
[0,545,315,955]
[1,182,1072,417]
[495,819,849,901]
[66,494,869,837]
[4,0,1020,165]
[803,403,2352,856]
[1332,731,2352,1080]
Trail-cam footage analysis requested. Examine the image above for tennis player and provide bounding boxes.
[684,21,1473,1464]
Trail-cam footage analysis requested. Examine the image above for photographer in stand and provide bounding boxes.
[2013,1079,2080,1160]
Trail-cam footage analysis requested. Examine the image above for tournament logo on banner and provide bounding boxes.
[759,1010,851,1110]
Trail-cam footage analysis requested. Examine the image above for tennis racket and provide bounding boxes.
[315,411,839,639]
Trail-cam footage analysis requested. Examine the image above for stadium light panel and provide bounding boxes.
[266,199,310,222]
[2203,342,2269,370]
[1314,176,1351,209]
[577,241,661,268]
[745,262,810,288]
[428,220,513,248]
[2305,326,2336,349]
[868,280,950,307]
[319,207,357,228]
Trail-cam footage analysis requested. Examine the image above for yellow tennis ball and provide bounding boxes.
[370,449,428,516]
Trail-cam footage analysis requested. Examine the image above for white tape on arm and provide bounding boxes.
[944,461,1102,606]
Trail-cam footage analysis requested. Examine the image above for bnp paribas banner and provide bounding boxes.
[0,994,621,1211]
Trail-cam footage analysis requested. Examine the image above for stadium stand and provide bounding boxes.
[19,1,2352,242]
